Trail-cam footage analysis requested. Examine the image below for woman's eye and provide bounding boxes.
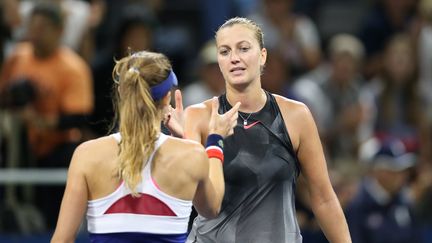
[219,50,229,55]
[240,47,250,52]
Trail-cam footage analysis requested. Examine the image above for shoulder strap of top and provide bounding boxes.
[265,92,301,175]
[143,133,169,179]
[111,132,121,144]
[155,133,169,150]
[144,133,169,167]
[110,133,168,148]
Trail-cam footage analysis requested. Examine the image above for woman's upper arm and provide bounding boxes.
[290,103,334,204]
[184,101,224,218]
[189,146,218,218]
[51,144,89,243]
[191,152,212,215]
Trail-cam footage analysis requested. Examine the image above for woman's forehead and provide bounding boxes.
[216,25,256,45]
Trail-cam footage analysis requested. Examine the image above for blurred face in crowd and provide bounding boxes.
[331,53,359,86]
[374,168,410,196]
[121,24,153,56]
[216,24,267,88]
[261,51,289,95]
[383,37,416,85]
[28,13,62,58]
[264,0,293,18]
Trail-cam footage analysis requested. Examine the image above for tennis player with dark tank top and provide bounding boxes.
[182,17,352,243]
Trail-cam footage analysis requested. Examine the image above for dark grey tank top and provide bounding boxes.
[187,91,302,243]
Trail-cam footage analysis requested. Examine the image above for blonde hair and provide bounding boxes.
[215,17,264,49]
[112,51,171,196]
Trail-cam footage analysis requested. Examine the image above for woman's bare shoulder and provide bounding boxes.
[185,99,213,114]
[71,136,118,167]
[273,94,311,118]
[76,135,117,152]
[184,99,214,139]
[164,136,206,158]
[160,136,208,177]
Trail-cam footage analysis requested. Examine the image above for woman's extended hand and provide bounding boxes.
[163,89,185,138]
[208,97,240,138]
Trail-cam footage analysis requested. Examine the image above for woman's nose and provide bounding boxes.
[230,51,240,63]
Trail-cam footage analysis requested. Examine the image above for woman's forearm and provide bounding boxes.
[311,195,352,243]
[207,157,225,214]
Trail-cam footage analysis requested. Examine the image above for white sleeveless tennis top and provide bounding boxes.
[86,133,193,235]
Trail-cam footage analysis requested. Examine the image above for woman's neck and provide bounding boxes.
[226,83,267,113]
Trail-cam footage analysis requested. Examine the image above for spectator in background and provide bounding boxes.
[361,34,431,161]
[412,0,432,125]
[293,34,366,161]
[2,0,92,60]
[89,4,157,136]
[410,158,432,243]
[346,137,421,243]
[408,0,432,228]
[248,0,322,77]
[91,0,162,54]
[0,2,93,229]
[357,0,416,79]
[182,40,225,107]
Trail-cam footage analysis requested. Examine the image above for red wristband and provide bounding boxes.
[206,146,224,164]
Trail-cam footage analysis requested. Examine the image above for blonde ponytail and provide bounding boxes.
[112,51,172,196]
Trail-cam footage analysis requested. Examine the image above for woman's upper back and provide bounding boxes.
[77,133,208,237]
[77,133,208,203]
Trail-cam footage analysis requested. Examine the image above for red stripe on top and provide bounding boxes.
[104,193,176,216]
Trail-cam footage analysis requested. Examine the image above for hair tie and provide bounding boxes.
[128,67,140,75]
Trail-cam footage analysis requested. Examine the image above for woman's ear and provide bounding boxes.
[260,48,267,66]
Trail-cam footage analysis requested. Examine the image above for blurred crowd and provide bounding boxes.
[0,0,431,242]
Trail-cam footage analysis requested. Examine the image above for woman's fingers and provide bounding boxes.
[225,102,241,117]
[174,89,183,112]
